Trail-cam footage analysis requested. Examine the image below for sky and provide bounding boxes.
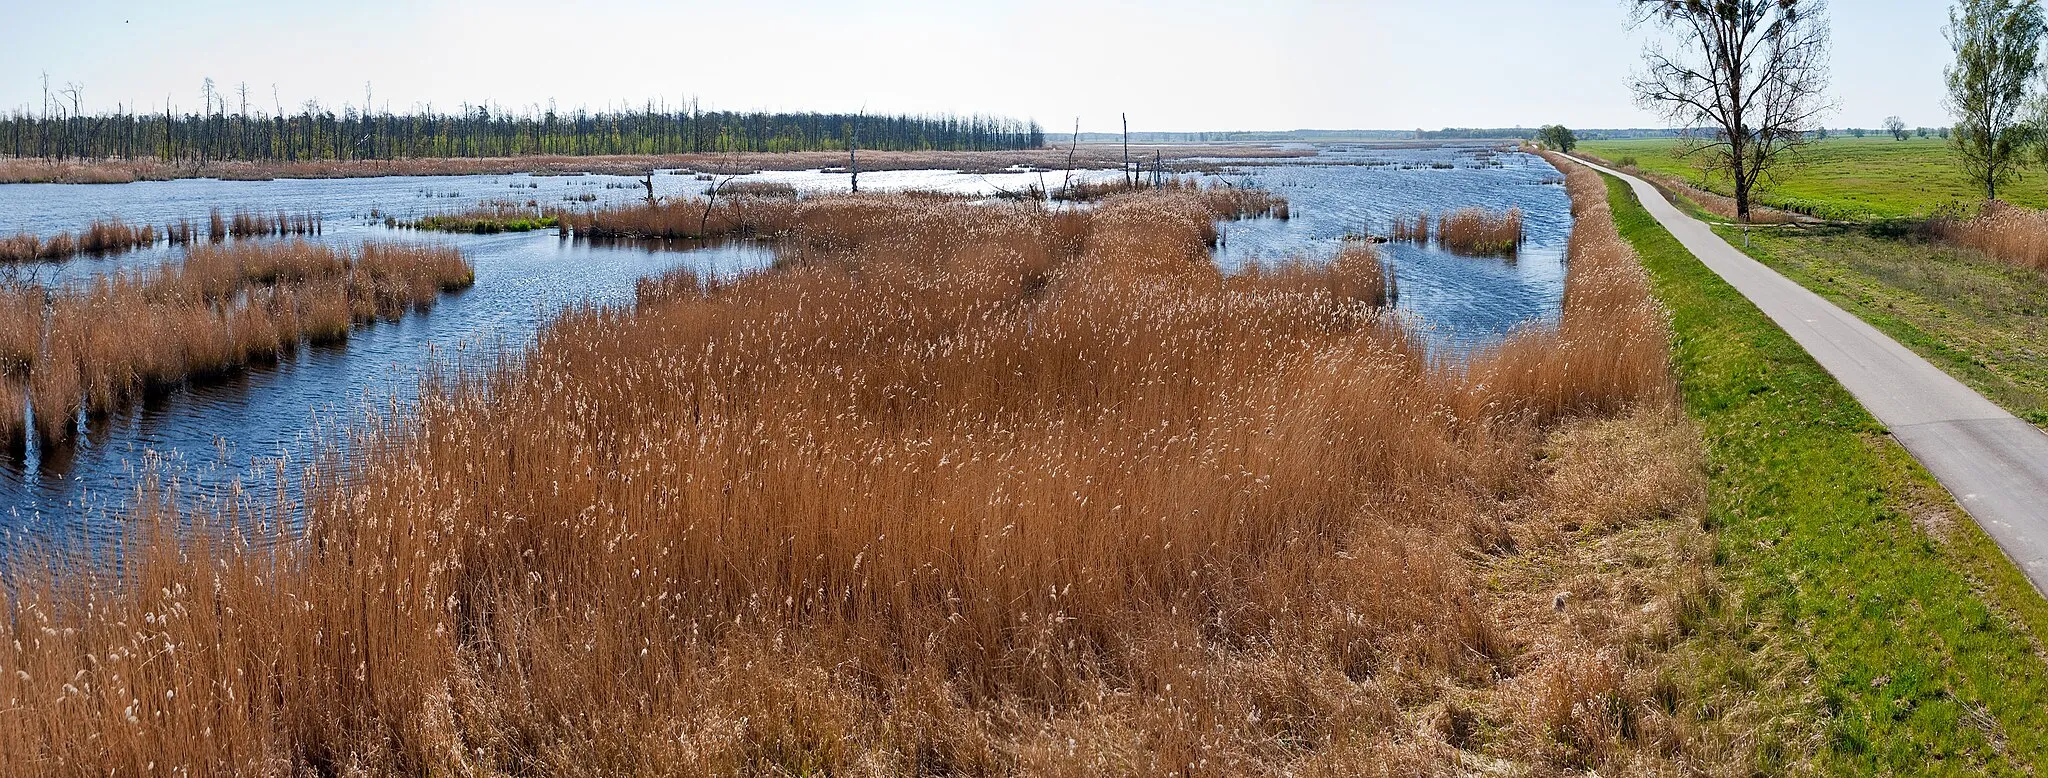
[0,0,1955,133]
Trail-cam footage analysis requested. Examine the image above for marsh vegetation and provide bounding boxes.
[5,240,471,448]
[0,152,1746,775]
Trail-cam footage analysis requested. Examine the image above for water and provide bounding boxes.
[0,144,1568,544]
[1206,144,1571,351]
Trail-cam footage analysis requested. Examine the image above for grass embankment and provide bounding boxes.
[0,176,1728,775]
[1605,171,2048,773]
[1581,136,2048,220]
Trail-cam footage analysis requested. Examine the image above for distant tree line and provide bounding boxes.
[1415,127,1539,140]
[0,93,1045,163]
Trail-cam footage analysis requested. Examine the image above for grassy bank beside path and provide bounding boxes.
[1606,171,2048,774]
[1583,136,2048,220]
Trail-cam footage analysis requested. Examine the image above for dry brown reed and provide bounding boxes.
[0,282,35,447]
[0,281,40,374]
[716,180,800,198]
[1,218,157,263]
[1928,200,2048,271]
[0,376,23,449]
[1437,206,1525,256]
[207,208,322,241]
[0,162,1714,775]
[1388,213,1431,243]
[22,241,469,446]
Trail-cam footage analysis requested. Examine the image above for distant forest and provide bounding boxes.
[0,96,1046,162]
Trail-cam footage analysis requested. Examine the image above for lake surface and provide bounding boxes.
[0,143,1569,546]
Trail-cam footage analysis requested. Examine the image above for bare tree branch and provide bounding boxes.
[1630,0,1835,222]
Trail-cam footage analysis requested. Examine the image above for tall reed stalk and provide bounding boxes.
[1929,200,2048,271]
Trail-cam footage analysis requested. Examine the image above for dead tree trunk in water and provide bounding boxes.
[1061,118,1080,201]
[849,110,862,194]
[643,170,656,204]
[1122,113,1132,187]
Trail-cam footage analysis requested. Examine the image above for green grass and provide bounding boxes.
[1582,136,2048,220]
[403,213,560,234]
[1608,172,2048,774]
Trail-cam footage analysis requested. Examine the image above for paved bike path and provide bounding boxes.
[1568,155,2048,594]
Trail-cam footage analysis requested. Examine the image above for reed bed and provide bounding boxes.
[716,180,800,198]
[209,208,323,241]
[22,241,470,446]
[1054,178,1292,221]
[1928,200,2048,271]
[0,218,156,263]
[0,166,1719,775]
[1,210,320,264]
[1437,206,1524,256]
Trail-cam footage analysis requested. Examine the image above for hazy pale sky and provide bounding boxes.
[1,0,1953,132]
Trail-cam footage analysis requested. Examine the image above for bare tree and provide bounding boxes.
[1883,115,1909,140]
[1631,0,1834,223]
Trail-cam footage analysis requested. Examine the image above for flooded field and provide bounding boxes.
[0,143,1569,544]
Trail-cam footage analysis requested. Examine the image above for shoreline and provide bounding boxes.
[0,145,1316,185]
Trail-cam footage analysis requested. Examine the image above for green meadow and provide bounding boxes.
[1581,135,2048,220]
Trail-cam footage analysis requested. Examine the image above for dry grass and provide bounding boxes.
[23,241,470,446]
[0,159,1718,775]
[1928,200,2048,271]
[1437,207,1524,257]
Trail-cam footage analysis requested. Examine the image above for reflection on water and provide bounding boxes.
[0,143,1567,548]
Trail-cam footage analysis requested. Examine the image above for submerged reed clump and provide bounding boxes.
[0,218,158,263]
[21,240,471,445]
[1437,206,1524,256]
[1929,200,2048,271]
[0,173,1719,775]
[1389,213,1431,243]
[208,208,323,241]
